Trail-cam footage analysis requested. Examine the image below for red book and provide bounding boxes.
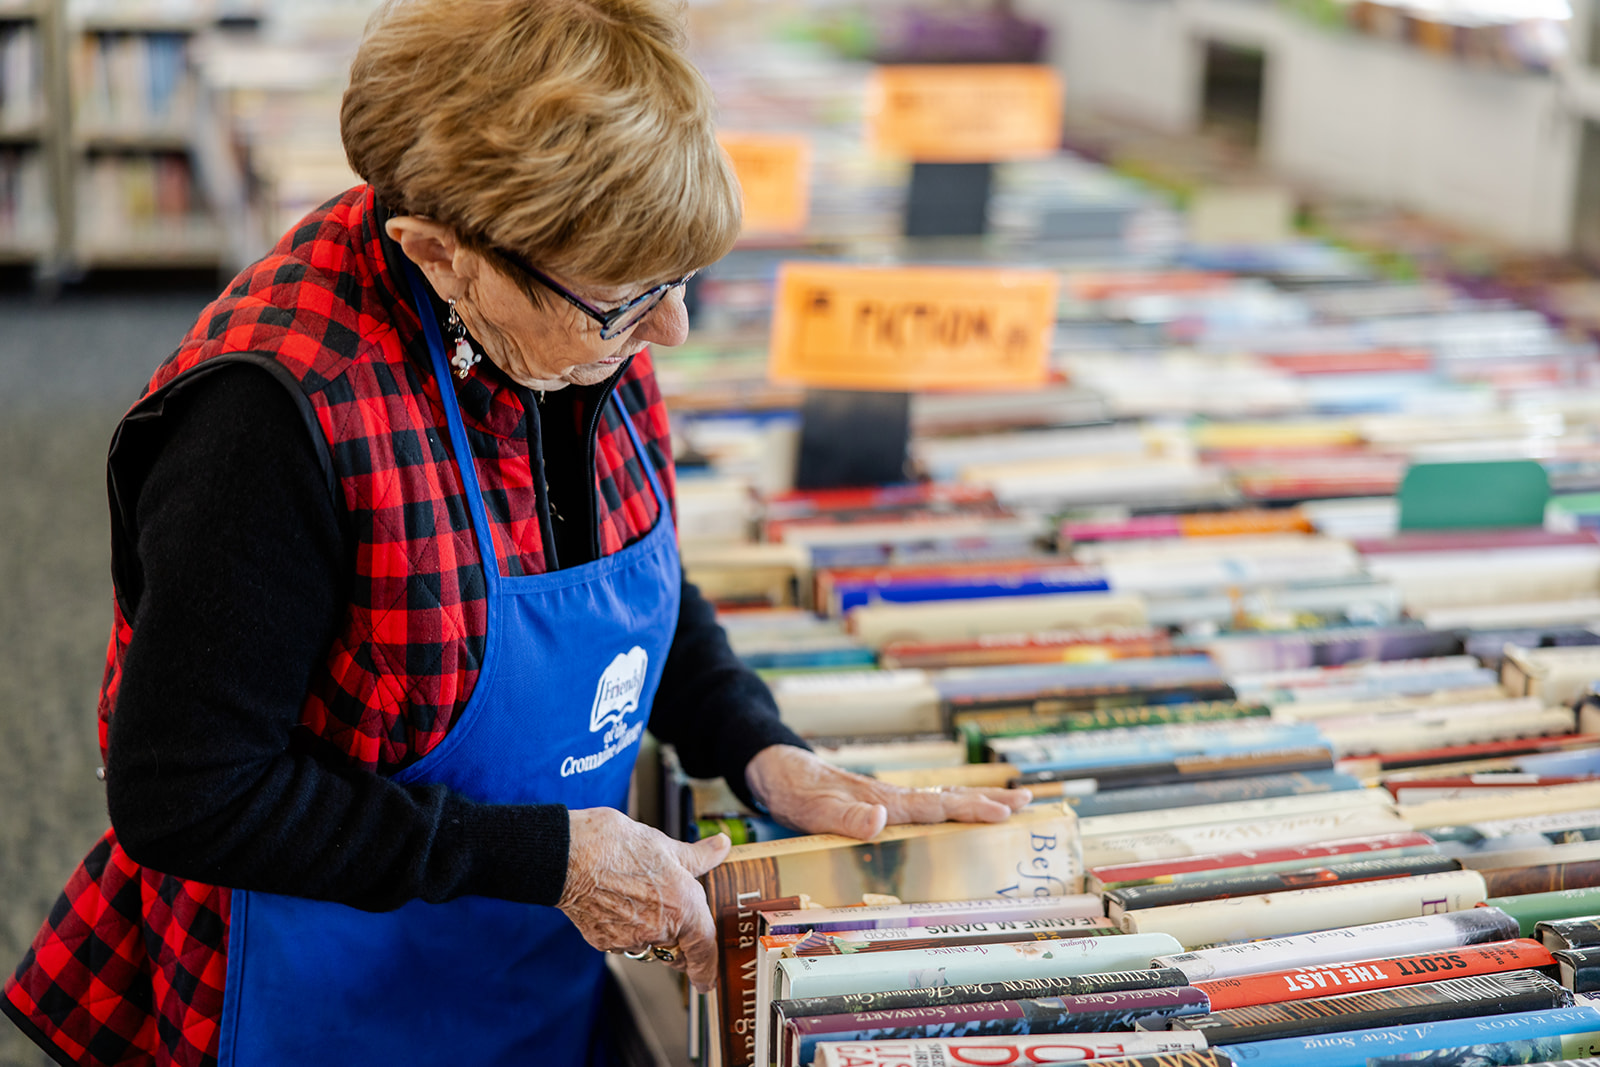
[1384,774,1600,800]
[1259,350,1433,375]
[1354,529,1600,555]
[880,627,1173,669]
[1087,832,1436,892]
[1340,734,1599,774]
[1191,938,1554,1011]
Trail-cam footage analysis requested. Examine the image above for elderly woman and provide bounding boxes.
[3,2,1028,1065]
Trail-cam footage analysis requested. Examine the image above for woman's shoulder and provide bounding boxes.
[159,188,420,402]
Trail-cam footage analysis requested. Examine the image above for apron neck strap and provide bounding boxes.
[403,262,673,583]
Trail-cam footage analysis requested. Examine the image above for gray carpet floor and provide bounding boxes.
[0,291,212,1066]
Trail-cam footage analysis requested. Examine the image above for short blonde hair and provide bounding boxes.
[342,0,740,286]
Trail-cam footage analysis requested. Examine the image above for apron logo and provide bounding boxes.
[589,646,648,734]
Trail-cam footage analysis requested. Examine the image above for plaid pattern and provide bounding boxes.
[5,186,676,1066]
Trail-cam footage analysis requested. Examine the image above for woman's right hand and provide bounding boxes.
[558,807,731,992]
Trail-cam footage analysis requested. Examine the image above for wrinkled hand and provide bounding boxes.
[559,807,731,992]
[744,744,1032,841]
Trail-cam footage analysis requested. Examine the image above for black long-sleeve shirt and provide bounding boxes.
[104,361,802,912]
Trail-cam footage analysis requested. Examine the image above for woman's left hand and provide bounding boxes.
[743,744,1031,841]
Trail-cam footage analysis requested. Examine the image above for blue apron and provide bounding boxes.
[217,268,681,1066]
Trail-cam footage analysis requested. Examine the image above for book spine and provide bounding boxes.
[1493,888,1600,937]
[1108,855,1462,913]
[970,701,1268,740]
[1153,906,1522,982]
[1193,938,1556,1010]
[774,968,1192,1021]
[783,933,1185,999]
[1558,948,1600,992]
[1540,918,1600,949]
[1167,970,1571,1044]
[1212,1005,1600,1067]
[812,1038,1220,1067]
[763,895,1106,936]
[1067,770,1360,819]
[793,926,1121,956]
[705,862,784,1067]
[1088,831,1437,891]
[1365,1039,1600,1067]
[1485,860,1600,897]
[1020,746,1336,790]
[794,989,1211,1065]
[764,894,1106,935]
[1085,807,1412,867]
[1124,870,1488,949]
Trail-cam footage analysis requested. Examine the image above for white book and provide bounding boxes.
[1082,807,1413,867]
[1075,788,1393,838]
[762,895,1106,935]
[847,593,1149,649]
[1119,869,1489,949]
[1231,656,1484,693]
[1272,694,1542,725]
[1504,645,1600,705]
[776,933,1183,1000]
[1150,905,1520,981]
[1401,781,1600,830]
[1321,706,1575,757]
[769,670,942,737]
[813,1033,1209,1067]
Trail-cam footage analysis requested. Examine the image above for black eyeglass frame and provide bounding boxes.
[494,247,695,340]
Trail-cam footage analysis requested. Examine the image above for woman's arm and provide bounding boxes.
[647,574,809,807]
[105,364,571,911]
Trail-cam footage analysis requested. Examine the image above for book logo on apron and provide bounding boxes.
[590,646,648,733]
[565,647,649,778]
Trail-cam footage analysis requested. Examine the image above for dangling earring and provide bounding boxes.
[446,299,481,380]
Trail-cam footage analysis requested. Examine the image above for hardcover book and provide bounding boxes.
[787,920,1123,958]
[811,1037,1218,1067]
[761,895,1105,937]
[1191,938,1556,1010]
[1483,860,1600,898]
[1558,947,1600,992]
[1162,969,1571,1044]
[703,804,1083,1067]
[1539,916,1600,950]
[1212,1005,1600,1067]
[775,933,1185,1001]
[772,969,1193,1026]
[786,987,1211,1067]
[1104,854,1462,919]
[1088,832,1439,893]
[1118,869,1489,948]
[1082,806,1413,868]
[1065,770,1363,821]
[1366,1042,1600,1067]
[1152,906,1521,982]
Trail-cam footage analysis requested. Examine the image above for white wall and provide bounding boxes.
[1019,0,1583,253]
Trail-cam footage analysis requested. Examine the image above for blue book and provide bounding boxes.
[1006,724,1329,776]
[1066,769,1363,817]
[833,571,1110,614]
[1219,1006,1600,1067]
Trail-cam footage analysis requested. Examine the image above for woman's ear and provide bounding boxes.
[385,216,472,299]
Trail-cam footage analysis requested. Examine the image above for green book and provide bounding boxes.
[1487,888,1600,937]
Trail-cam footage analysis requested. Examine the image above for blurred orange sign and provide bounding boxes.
[720,133,811,235]
[769,263,1057,391]
[869,65,1063,162]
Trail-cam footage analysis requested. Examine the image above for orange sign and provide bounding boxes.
[869,65,1063,163]
[720,133,811,235]
[769,263,1057,391]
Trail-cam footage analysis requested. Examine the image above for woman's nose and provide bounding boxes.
[630,288,690,347]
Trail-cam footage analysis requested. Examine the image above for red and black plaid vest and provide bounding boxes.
[4,187,677,1067]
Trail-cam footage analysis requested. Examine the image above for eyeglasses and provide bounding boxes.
[495,247,695,340]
